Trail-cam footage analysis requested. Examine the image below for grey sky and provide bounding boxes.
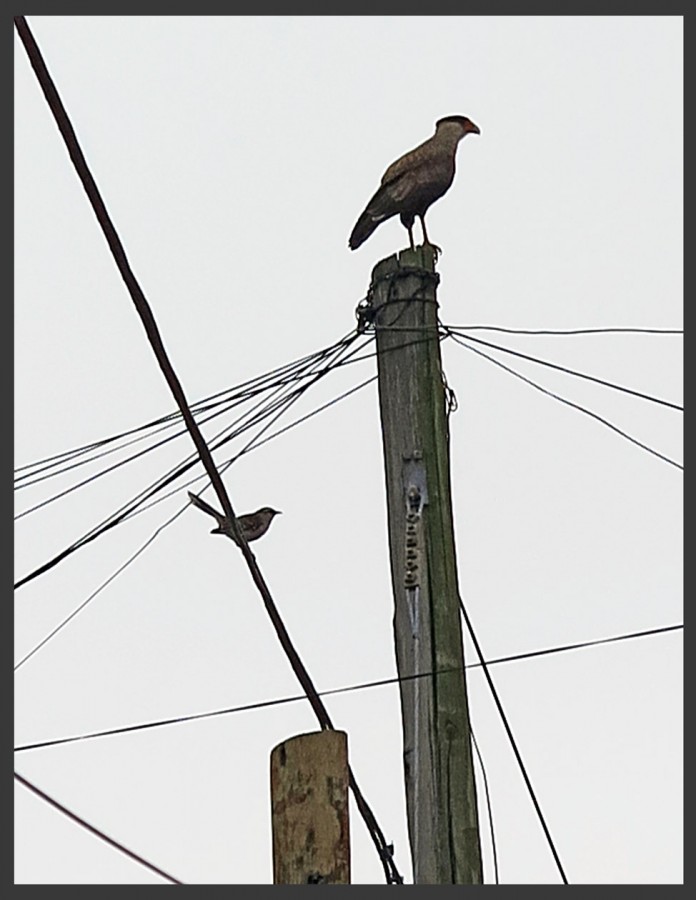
[15,16,682,884]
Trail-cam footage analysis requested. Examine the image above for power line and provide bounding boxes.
[12,326,430,504]
[445,326,682,411]
[14,505,188,672]
[15,623,681,752]
[15,17,401,883]
[15,332,440,600]
[15,334,362,567]
[458,597,569,884]
[15,331,359,490]
[14,771,183,884]
[471,728,499,884]
[447,332,683,471]
[14,372,379,672]
[130,373,377,520]
[467,623,682,669]
[15,331,361,508]
[15,316,681,593]
[450,325,682,336]
[14,340,374,594]
[13,329,419,496]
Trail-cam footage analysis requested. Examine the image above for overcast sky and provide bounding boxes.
[15,15,682,884]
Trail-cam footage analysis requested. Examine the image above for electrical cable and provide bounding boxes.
[470,727,499,884]
[446,331,682,471]
[15,623,682,751]
[14,335,369,590]
[14,330,433,540]
[458,597,569,883]
[444,327,682,411]
[14,505,188,672]
[13,328,418,499]
[450,325,682,336]
[14,364,377,669]
[15,331,361,511]
[15,329,437,598]
[14,771,183,884]
[15,17,402,882]
[15,333,356,491]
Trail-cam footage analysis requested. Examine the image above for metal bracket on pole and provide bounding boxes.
[403,454,427,639]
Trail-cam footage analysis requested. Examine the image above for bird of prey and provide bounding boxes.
[188,491,282,544]
[348,115,480,252]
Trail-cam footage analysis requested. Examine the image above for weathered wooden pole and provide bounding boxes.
[365,245,482,883]
[270,730,350,884]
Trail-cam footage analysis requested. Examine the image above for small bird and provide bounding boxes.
[348,115,480,252]
[188,491,282,544]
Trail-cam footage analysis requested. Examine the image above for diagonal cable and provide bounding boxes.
[15,771,183,884]
[15,622,682,753]
[446,331,682,471]
[458,598,569,884]
[15,16,401,883]
[445,327,682,411]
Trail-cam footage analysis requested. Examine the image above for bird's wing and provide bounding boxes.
[362,173,415,220]
[380,136,433,188]
[244,512,263,531]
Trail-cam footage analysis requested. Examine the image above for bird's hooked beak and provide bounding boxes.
[467,121,480,135]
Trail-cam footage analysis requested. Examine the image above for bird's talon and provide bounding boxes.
[423,241,442,260]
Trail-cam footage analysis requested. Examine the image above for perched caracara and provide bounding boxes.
[349,115,480,251]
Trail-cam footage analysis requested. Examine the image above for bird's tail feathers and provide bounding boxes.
[349,212,381,250]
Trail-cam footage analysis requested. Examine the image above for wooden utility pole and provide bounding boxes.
[365,245,482,883]
[270,730,350,884]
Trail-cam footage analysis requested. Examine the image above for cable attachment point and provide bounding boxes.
[442,368,458,416]
[355,292,376,333]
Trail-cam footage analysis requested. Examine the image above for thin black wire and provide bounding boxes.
[14,334,369,590]
[122,374,378,523]
[30,332,366,528]
[16,17,400,882]
[116,336,370,527]
[15,334,380,675]
[14,331,439,594]
[15,336,436,662]
[15,331,358,488]
[15,623,681,752]
[444,327,682,411]
[16,619,680,884]
[14,505,188,672]
[11,325,417,494]
[122,333,372,521]
[451,325,683,336]
[13,329,406,495]
[14,372,377,671]
[458,597,569,884]
[14,330,421,531]
[15,332,360,511]
[14,771,183,884]
[13,341,336,484]
[467,623,682,669]
[446,331,683,471]
[131,374,378,520]
[17,316,679,587]
[470,727,499,884]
